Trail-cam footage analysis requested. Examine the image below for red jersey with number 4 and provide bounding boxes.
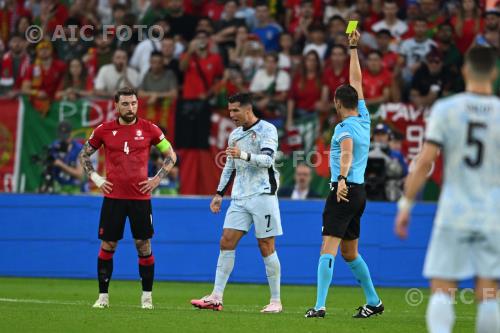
[88,118,165,200]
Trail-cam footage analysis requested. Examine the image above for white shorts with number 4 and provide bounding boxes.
[223,194,283,239]
[423,226,500,280]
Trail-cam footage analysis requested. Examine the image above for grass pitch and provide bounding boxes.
[0,277,476,332]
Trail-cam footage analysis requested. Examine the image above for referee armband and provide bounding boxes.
[156,138,171,153]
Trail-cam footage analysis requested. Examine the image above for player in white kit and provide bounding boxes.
[395,47,500,333]
[191,92,283,313]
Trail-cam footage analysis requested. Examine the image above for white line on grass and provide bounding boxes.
[0,298,476,319]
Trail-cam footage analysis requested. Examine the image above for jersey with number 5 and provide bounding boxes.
[425,93,500,231]
[88,118,165,200]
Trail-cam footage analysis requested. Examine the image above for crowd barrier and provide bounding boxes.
[0,194,449,288]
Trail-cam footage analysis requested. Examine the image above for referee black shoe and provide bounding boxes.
[304,308,326,318]
[352,301,384,318]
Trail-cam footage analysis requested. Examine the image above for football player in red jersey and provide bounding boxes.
[78,87,176,309]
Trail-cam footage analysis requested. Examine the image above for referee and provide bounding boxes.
[305,30,384,319]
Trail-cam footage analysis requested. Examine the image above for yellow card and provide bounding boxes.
[346,20,358,34]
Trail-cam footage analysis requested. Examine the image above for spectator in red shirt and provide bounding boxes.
[326,15,347,47]
[0,0,30,45]
[376,29,399,70]
[321,45,349,109]
[452,0,484,53]
[0,33,30,97]
[286,0,323,32]
[21,40,66,116]
[286,50,325,128]
[362,50,392,112]
[354,0,381,32]
[289,0,315,40]
[34,0,69,34]
[178,29,224,148]
[203,0,225,21]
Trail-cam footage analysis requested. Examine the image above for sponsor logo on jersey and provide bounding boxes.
[112,130,117,136]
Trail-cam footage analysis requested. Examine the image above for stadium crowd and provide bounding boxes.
[0,0,499,199]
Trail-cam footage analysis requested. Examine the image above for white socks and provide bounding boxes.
[476,299,500,333]
[212,250,236,298]
[263,252,281,302]
[426,292,455,333]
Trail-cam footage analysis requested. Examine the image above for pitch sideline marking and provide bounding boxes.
[0,297,477,319]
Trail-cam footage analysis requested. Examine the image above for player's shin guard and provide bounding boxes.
[97,248,115,293]
[314,254,335,310]
[263,252,281,302]
[346,254,380,306]
[213,250,236,297]
[138,253,155,292]
[476,299,500,333]
[426,292,455,333]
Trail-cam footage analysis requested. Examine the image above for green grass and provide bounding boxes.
[0,277,476,332]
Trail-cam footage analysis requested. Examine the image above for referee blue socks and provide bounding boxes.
[347,255,380,306]
[314,254,335,310]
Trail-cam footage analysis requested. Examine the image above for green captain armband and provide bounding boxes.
[156,138,171,153]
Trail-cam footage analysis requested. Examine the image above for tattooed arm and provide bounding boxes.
[78,142,97,177]
[78,142,113,194]
[138,146,177,194]
[154,147,177,179]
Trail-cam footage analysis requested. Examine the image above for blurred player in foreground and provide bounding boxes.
[190,92,283,313]
[79,87,176,309]
[395,47,500,333]
[305,30,383,319]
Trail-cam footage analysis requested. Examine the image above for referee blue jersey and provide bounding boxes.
[330,100,371,184]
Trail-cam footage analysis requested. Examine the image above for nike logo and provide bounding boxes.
[266,228,273,232]
[112,131,117,136]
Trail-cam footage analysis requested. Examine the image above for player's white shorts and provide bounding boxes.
[223,194,283,239]
[423,226,500,280]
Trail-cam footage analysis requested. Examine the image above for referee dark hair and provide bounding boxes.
[305,30,384,319]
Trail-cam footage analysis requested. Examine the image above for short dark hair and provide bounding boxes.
[331,44,347,54]
[228,92,253,107]
[114,87,138,103]
[414,16,428,24]
[465,46,497,77]
[150,50,163,58]
[376,29,392,38]
[367,50,383,58]
[334,85,358,109]
[264,51,279,62]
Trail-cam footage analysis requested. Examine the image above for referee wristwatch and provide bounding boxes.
[337,175,347,182]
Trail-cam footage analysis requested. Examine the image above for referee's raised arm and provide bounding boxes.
[348,30,364,100]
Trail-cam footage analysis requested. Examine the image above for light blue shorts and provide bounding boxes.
[223,194,283,239]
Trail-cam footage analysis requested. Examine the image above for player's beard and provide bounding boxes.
[119,112,137,124]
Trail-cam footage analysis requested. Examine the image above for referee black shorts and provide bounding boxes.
[322,182,366,240]
[98,197,154,241]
